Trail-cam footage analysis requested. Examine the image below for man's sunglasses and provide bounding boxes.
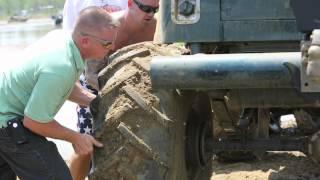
[80,32,113,49]
[133,0,159,14]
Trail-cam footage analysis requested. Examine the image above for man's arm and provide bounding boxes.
[23,116,103,155]
[68,81,96,106]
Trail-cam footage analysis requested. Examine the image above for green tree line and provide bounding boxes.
[0,0,65,17]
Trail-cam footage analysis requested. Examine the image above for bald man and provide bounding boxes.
[0,7,118,180]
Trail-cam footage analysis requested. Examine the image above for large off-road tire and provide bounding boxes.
[89,42,213,180]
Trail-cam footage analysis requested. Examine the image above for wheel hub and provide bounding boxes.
[185,109,213,175]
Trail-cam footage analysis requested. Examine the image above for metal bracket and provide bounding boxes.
[171,0,200,24]
[300,62,320,92]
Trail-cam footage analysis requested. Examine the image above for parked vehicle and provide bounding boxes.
[8,10,29,23]
[51,12,63,26]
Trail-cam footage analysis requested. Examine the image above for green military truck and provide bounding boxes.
[90,0,320,179]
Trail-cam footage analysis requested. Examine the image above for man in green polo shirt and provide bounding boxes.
[0,6,118,180]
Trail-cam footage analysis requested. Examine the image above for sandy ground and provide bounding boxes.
[211,151,320,180]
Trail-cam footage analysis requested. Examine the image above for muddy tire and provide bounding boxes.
[89,42,212,180]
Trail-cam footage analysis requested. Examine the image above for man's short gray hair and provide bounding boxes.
[74,6,119,34]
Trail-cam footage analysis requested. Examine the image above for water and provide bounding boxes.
[0,18,76,160]
[0,18,59,47]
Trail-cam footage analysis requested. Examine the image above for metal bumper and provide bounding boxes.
[150,52,301,90]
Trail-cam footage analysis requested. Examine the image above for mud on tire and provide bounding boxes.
[89,42,212,180]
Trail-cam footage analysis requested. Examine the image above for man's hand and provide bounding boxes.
[71,133,103,155]
[23,116,103,156]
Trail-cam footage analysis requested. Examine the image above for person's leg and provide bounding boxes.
[69,153,92,180]
[69,105,93,180]
[0,156,16,180]
[0,128,72,180]
[69,77,96,180]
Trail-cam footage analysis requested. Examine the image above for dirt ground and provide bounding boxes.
[210,151,320,180]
